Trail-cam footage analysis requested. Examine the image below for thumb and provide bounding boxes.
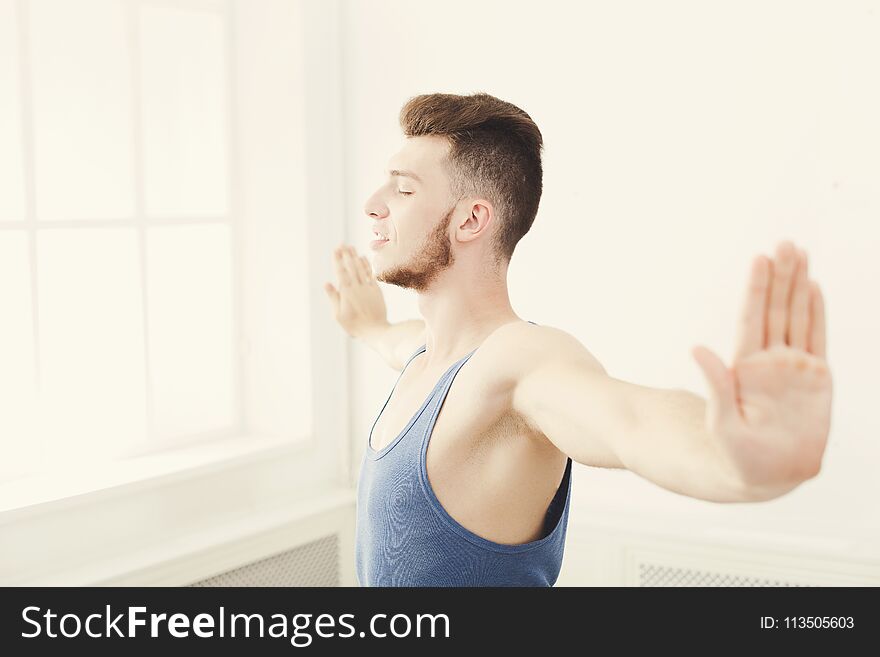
[323,281,339,308]
[692,345,739,426]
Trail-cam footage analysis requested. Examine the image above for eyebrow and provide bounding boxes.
[388,169,423,184]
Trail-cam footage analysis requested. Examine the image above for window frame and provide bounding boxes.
[0,0,351,584]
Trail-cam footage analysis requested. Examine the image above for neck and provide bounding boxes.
[416,271,520,365]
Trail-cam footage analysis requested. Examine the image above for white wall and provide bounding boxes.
[338,0,880,556]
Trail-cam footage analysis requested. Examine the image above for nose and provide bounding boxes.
[363,190,389,219]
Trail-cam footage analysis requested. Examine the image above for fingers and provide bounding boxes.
[809,280,827,359]
[787,248,810,351]
[766,241,797,347]
[332,244,374,288]
[733,255,771,362]
[344,245,367,284]
[332,246,352,287]
[323,281,339,310]
[735,241,826,361]
[356,254,373,283]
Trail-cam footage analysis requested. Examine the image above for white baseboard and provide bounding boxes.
[556,512,880,586]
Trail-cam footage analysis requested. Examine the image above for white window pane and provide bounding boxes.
[235,0,310,442]
[29,0,133,220]
[147,224,234,438]
[0,0,25,222]
[0,232,38,480]
[37,228,147,466]
[140,6,228,217]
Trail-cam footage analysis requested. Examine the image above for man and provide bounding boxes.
[323,92,832,587]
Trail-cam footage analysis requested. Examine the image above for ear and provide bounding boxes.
[457,199,494,242]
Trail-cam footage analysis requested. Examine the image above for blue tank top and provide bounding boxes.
[355,322,573,586]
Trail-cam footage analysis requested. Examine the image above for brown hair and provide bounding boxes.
[399,92,543,265]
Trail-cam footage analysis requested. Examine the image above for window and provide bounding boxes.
[0,0,315,487]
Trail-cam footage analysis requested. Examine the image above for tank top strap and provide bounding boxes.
[421,320,537,414]
[403,343,427,369]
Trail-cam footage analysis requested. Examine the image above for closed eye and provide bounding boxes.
[398,190,413,196]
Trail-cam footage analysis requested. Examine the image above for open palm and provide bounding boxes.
[692,241,832,488]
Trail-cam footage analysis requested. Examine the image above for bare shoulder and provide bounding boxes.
[476,320,607,391]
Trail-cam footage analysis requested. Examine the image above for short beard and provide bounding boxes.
[377,204,456,292]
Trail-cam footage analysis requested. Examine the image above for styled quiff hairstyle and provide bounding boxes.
[398,92,543,264]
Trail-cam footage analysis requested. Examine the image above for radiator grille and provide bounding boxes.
[188,534,340,587]
[639,562,815,587]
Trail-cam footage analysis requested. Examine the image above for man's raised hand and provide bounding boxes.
[324,244,389,339]
[691,240,832,489]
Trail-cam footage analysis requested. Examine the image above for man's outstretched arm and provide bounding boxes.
[509,240,832,503]
[324,244,425,370]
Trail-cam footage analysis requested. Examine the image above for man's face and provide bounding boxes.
[363,135,461,291]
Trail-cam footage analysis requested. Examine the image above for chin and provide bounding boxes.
[370,257,390,278]
[372,246,397,264]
